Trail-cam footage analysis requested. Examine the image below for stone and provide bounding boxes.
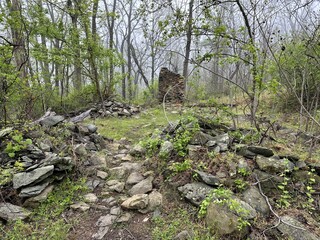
[128,176,153,196]
[107,180,125,193]
[40,115,65,127]
[70,202,90,212]
[292,170,320,185]
[247,146,274,157]
[90,153,107,169]
[23,185,54,207]
[0,127,13,138]
[86,179,101,190]
[92,227,109,240]
[126,172,145,186]
[159,141,174,158]
[253,169,283,195]
[96,214,117,227]
[39,142,51,152]
[97,170,108,179]
[206,140,217,147]
[39,154,74,171]
[236,144,256,159]
[108,143,121,152]
[121,194,149,210]
[85,142,97,151]
[205,202,249,238]
[116,212,132,223]
[87,124,98,133]
[19,181,51,197]
[242,186,269,216]
[0,202,31,221]
[143,170,154,177]
[84,193,98,203]
[232,198,257,220]
[13,165,54,189]
[190,131,215,145]
[121,154,133,162]
[188,145,206,161]
[25,144,46,159]
[20,156,34,168]
[256,155,294,173]
[140,190,163,213]
[212,133,229,144]
[103,197,117,207]
[74,144,87,157]
[174,230,193,240]
[109,167,126,179]
[110,206,121,216]
[120,162,142,173]
[194,170,220,186]
[277,215,319,240]
[130,144,146,157]
[178,182,213,206]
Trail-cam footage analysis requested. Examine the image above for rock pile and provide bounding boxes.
[138,115,320,239]
[67,100,140,120]
[0,119,107,221]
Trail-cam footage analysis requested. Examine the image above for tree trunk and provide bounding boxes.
[182,0,194,92]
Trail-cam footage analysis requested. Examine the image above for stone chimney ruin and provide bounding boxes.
[158,67,185,103]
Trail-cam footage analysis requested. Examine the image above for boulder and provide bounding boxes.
[205,201,249,238]
[242,186,269,216]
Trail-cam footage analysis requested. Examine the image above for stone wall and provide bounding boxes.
[158,67,184,103]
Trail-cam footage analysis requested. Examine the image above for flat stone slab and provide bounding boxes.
[178,182,213,206]
[19,181,51,197]
[128,177,153,196]
[194,170,220,186]
[0,202,31,221]
[40,115,65,127]
[13,165,54,189]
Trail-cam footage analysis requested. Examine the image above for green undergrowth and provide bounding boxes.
[152,208,215,240]
[86,107,181,142]
[1,177,88,240]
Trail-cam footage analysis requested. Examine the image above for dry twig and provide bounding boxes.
[253,174,306,239]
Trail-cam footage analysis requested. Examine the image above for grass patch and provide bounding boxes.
[1,177,88,240]
[86,107,181,142]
